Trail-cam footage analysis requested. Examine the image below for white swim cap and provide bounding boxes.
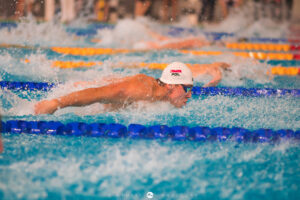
[159,62,193,85]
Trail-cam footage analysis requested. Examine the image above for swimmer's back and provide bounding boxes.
[114,74,156,101]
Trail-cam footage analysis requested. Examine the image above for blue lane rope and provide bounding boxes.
[1,120,299,143]
[266,60,300,66]
[0,81,55,91]
[167,26,297,43]
[66,28,98,36]
[0,22,17,30]
[192,87,300,97]
[0,81,299,97]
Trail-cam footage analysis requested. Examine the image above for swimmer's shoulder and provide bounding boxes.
[122,74,156,97]
[130,74,155,82]
[129,74,157,89]
[117,74,155,87]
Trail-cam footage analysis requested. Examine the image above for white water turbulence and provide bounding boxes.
[95,19,152,48]
[0,16,86,47]
[204,1,290,39]
[94,18,174,49]
[1,134,300,200]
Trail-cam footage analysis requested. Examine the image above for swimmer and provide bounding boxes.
[34,62,230,115]
[92,22,210,50]
[134,27,211,50]
[135,37,210,50]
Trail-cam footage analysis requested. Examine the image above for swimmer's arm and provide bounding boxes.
[203,76,222,87]
[187,64,210,77]
[58,85,124,106]
[145,26,169,41]
[188,62,230,87]
[203,67,222,87]
[73,75,125,87]
[188,62,231,77]
[34,84,125,115]
[148,31,169,41]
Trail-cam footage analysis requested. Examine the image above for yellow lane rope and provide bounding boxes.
[51,47,295,60]
[1,44,297,60]
[46,60,300,76]
[226,43,291,51]
[52,60,102,68]
[51,47,132,55]
[270,66,300,76]
[50,61,168,70]
[180,50,294,60]
[52,47,295,60]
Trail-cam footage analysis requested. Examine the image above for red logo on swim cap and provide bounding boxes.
[170,70,182,73]
[171,69,182,76]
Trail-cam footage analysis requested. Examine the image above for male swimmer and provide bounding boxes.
[92,21,210,50]
[34,62,230,115]
[134,26,210,50]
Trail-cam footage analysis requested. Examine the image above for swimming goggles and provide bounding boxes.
[181,85,193,93]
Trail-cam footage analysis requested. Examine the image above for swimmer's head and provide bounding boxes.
[159,62,193,85]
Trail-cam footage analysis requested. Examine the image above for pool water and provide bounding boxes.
[1,134,300,200]
[0,18,300,199]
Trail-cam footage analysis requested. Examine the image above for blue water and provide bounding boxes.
[1,134,300,200]
[0,19,300,199]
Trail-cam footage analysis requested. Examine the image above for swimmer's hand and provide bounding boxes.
[203,62,231,87]
[34,99,60,115]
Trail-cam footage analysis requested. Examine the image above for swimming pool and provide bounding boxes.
[0,19,300,200]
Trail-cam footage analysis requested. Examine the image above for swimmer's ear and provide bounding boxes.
[166,84,174,89]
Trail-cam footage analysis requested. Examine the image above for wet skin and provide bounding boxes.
[167,84,193,108]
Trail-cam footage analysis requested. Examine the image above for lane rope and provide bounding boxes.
[180,50,299,60]
[1,120,299,143]
[225,42,300,52]
[1,81,299,97]
[1,43,300,60]
[50,60,300,76]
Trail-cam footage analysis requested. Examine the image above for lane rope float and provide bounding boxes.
[49,60,300,76]
[1,81,299,97]
[2,44,300,60]
[1,120,299,143]
[225,42,300,52]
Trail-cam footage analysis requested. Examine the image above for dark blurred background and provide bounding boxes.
[0,0,299,25]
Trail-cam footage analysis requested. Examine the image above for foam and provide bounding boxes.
[96,19,154,48]
[204,1,290,39]
[0,16,85,47]
[2,132,300,199]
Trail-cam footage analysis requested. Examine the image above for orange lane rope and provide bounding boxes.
[180,50,295,60]
[50,47,296,60]
[225,43,291,51]
[51,47,132,55]
[1,44,298,60]
[41,60,300,76]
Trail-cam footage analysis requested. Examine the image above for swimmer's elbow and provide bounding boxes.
[219,62,231,69]
[204,77,221,87]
